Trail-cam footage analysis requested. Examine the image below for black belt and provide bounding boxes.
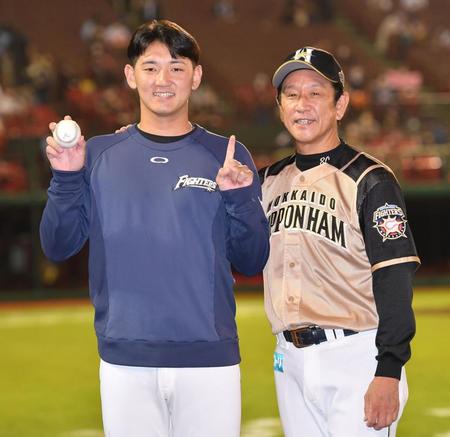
[283,326,358,348]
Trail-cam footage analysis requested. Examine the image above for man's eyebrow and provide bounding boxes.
[282,82,326,91]
[140,59,187,65]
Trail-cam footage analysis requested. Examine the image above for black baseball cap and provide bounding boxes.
[272,46,345,90]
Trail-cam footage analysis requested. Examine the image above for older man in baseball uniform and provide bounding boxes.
[259,47,420,436]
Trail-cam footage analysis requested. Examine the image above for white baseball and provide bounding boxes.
[53,119,81,148]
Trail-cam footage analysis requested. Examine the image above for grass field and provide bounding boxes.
[0,288,449,437]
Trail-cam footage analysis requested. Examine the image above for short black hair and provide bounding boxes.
[331,82,344,103]
[127,20,200,66]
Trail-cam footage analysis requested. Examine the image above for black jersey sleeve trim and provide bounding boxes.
[258,167,268,185]
[356,166,397,216]
[259,154,296,185]
[341,151,382,183]
[339,149,396,217]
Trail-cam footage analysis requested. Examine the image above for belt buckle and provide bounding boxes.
[290,326,312,348]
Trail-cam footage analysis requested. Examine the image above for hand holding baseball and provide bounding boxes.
[46,115,86,171]
[216,135,253,191]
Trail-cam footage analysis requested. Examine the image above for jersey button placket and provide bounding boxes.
[291,176,306,313]
[294,173,307,187]
[282,176,305,322]
[292,174,308,190]
[286,261,297,311]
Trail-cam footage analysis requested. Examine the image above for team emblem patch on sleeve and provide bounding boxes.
[373,203,408,241]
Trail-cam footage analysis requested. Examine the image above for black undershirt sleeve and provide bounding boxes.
[359,176,419,379]
[372,262,416,379]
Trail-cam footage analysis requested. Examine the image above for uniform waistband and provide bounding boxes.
[281,326,358,348]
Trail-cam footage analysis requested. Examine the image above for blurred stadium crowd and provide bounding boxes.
[0,0,449,290]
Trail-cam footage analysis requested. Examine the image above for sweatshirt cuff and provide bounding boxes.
[375,355,403,380]
[220,185,260,213]
[50,168,85,191]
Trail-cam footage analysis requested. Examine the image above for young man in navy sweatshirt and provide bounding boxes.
[40,20,269,437]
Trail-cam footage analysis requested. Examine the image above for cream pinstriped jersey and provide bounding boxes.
[259,144,420,335]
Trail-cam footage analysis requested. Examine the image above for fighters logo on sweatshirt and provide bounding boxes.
[373,203,407,241]
[174,175,217,192]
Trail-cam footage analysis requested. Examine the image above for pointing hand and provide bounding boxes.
[216,135,254,191]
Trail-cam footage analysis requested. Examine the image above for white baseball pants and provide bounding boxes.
[273,329,408,437]
[99,360,241,437]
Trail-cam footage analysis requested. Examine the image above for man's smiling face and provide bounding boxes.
[125,40,202,120]
[278,69,348,154]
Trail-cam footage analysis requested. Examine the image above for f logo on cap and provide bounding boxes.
[294,47,313,63]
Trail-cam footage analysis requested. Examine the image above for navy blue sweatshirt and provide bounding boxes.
[40,125,270,367]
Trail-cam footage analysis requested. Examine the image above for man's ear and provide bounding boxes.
[124,64,137,90]
[192,64,203,91]
[336,91,350,121]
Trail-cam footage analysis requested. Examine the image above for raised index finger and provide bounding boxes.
[224,135,236,164]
